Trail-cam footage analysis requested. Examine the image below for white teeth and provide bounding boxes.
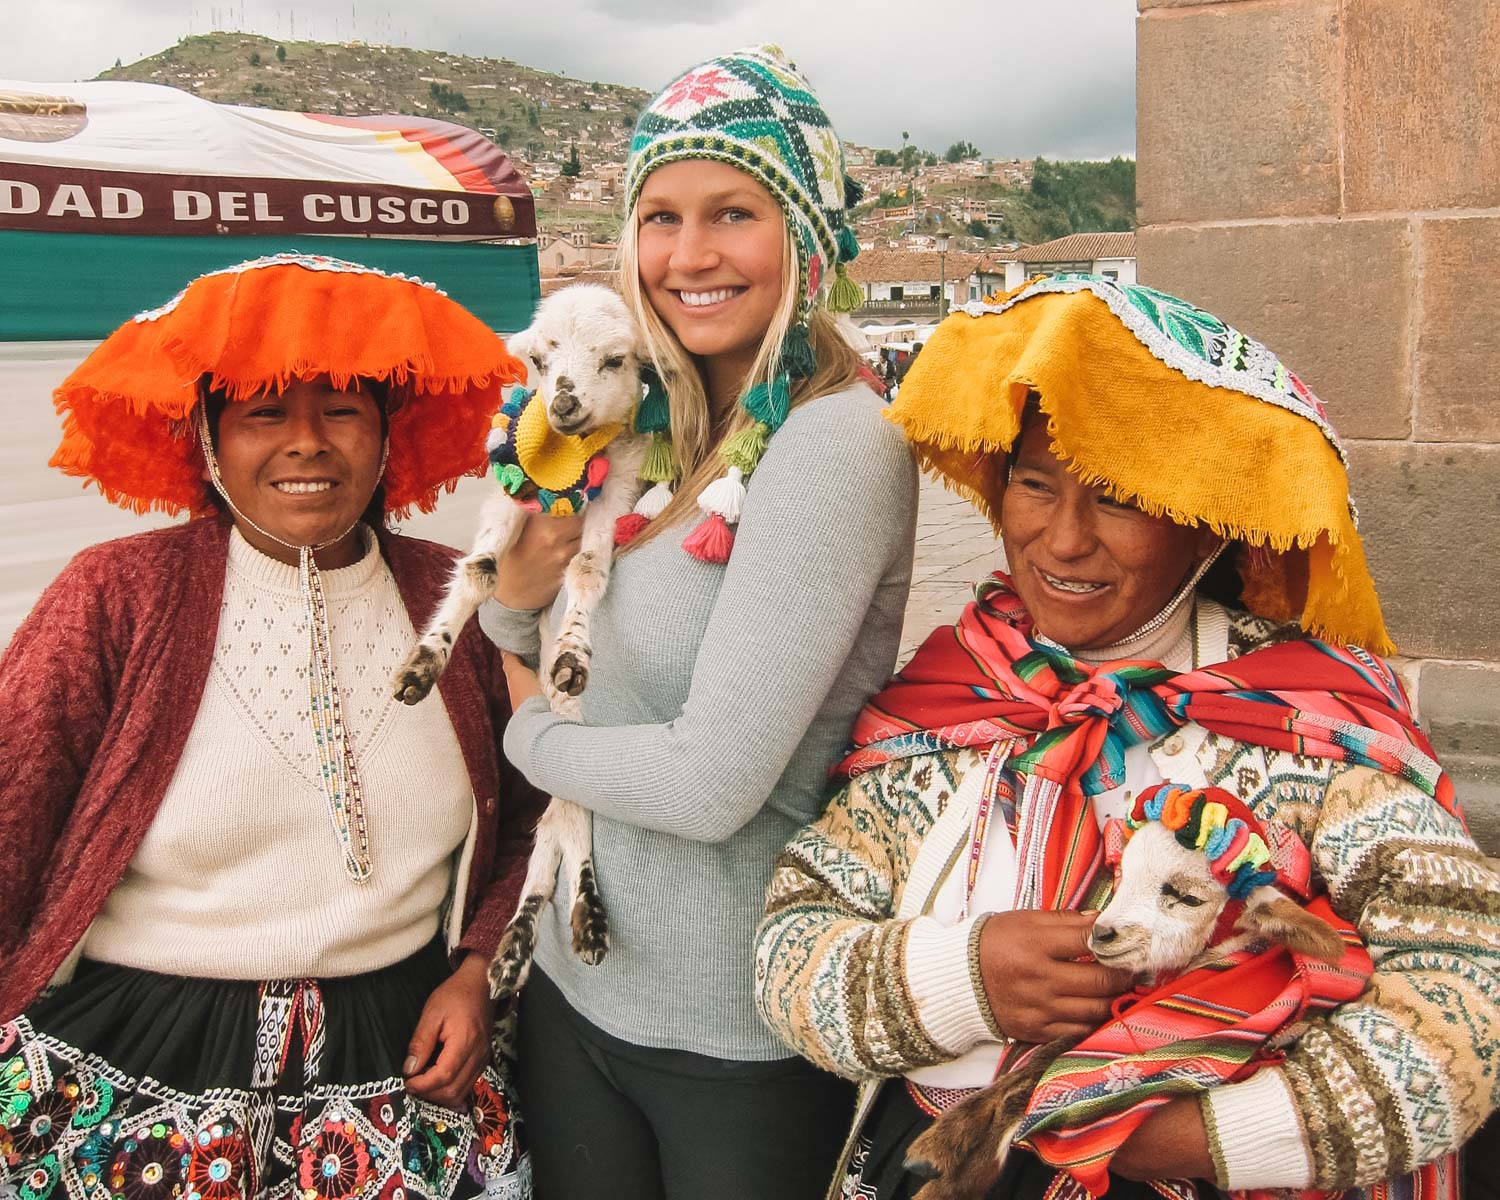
[275,481,334,494]
[679,289,738,307]
[1043,571,1104,594]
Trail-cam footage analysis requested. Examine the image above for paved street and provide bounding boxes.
[901,474,1001,661]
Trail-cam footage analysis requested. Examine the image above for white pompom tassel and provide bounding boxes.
[696,467,746,525]
[634,481,674,519]
[485,425,508,456]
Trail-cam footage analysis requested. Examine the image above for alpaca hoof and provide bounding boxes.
[488,900,541,1004]
[392,646,442,705]
[570,862,609,965]
[550,650,589,697]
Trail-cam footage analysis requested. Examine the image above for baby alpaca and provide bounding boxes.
[391,283,649,1000]
[906,788,1346,1200]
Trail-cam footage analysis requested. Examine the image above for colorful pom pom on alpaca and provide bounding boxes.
[1126,783,1279,900]
[487,384,619,517]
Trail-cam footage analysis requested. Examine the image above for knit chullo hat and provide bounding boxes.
[620,44,864,561]
[886,272,1394,654]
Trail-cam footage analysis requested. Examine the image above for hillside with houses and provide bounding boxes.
[98,34,1136,319]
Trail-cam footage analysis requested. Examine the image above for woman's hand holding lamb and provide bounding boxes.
[976,910,1133,1043]
[493,510,584,611]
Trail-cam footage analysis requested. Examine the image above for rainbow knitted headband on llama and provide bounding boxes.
[617,44,864,561]
[1125,784,1278,901]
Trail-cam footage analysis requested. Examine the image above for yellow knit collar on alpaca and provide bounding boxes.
[486,384,623,517]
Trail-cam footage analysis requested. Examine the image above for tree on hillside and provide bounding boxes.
[967,218,990,238]
[249,51,261,66]
[873,148,897,166]
[945,140,980,162]
[561,143,581,177]
[276,45,286,62]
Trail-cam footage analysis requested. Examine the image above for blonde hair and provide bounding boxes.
[616,198,866,551]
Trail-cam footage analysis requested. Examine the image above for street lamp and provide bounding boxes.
[935,232,951,320]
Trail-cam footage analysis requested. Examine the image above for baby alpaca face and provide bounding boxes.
[1088,823,1228,978]
[509,285,645,439]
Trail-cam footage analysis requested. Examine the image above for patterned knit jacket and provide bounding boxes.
[756,610,1500,1194]
[0,516,547,1019]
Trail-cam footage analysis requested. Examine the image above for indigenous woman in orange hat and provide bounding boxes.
[756,275,1499,1200]
[0,253,542,1200]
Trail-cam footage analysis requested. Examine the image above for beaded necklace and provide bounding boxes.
[196,403,385,882]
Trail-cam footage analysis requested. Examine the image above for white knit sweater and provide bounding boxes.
[84,529,475,979]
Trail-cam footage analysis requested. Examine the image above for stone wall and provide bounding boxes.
[1136,0,1500,850]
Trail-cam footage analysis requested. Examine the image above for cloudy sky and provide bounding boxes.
[3,0,1136,159]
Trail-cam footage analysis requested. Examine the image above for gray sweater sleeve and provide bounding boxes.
[478,597,544,665]
[501,389,918,842]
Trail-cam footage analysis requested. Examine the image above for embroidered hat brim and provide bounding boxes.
[886,273,1393,655]
[51,253,527,518]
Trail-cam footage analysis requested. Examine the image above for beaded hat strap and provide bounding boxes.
[196,402,385,882]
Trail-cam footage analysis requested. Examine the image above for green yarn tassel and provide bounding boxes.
[828,264,863,314]
[635,367,671,434]
[496,463,526,495]
[844,174,865,208]
[641,431,677,483]
[778,324,817,380]
[741,374,791,429]
[836,226,861,264]
[721,422,770,476]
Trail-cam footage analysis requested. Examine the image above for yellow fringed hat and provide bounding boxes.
[887,273,1393,654]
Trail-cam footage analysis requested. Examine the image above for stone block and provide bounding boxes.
[1413,663,1500,852]
[1137,1,1341,223]
[1136,220,1414,439]
[1343,0,1500,213]
[1417,663,1500,759]
[1415,217,1500,441]
[1347,442,1500,661]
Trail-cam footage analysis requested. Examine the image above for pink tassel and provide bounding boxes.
[681,512,734,563]
[614,512,650,547]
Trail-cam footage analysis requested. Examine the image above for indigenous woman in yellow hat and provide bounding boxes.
[479,45,917,1199]
[756,274,1499,1200]
[0,253,543,1200]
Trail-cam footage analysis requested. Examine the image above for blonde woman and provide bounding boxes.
[481,45,918,1200]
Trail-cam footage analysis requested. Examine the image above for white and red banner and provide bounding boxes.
[0,80,535,239]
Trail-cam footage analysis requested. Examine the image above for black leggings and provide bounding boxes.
[517,968,856,1200]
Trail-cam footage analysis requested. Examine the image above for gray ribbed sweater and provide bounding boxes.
[478,385,917,1060]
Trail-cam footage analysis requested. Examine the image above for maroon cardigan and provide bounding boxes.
[0,516,545,1019]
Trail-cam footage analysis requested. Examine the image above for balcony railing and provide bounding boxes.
[857,297,942,315]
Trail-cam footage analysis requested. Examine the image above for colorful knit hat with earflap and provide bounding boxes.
[621,43,864,562]
[1125,784,1279,902]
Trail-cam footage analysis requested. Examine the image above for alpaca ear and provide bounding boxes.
[507,325,537,363]
[1238,888,1346,964]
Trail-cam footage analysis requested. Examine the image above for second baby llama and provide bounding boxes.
[905,782,1354,1200]
[392,283,651,1002]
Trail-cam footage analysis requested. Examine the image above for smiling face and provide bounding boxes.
[210,376,384,568]
[634,158,789,396]
[1000,411,1219,650]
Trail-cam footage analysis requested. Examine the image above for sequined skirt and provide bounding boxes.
[0,940,529,1200]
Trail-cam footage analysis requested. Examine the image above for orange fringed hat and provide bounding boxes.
[51,252,527,518]
[888,273,1394,655]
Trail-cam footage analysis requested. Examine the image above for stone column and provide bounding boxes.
[1137,0,1500,849]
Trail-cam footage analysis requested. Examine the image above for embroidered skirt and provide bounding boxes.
[0,940,529,1200]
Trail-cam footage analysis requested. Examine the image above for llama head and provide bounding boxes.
[1089,821,1229,978]
[506,283,646,438]
[1088,786,1345,980]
